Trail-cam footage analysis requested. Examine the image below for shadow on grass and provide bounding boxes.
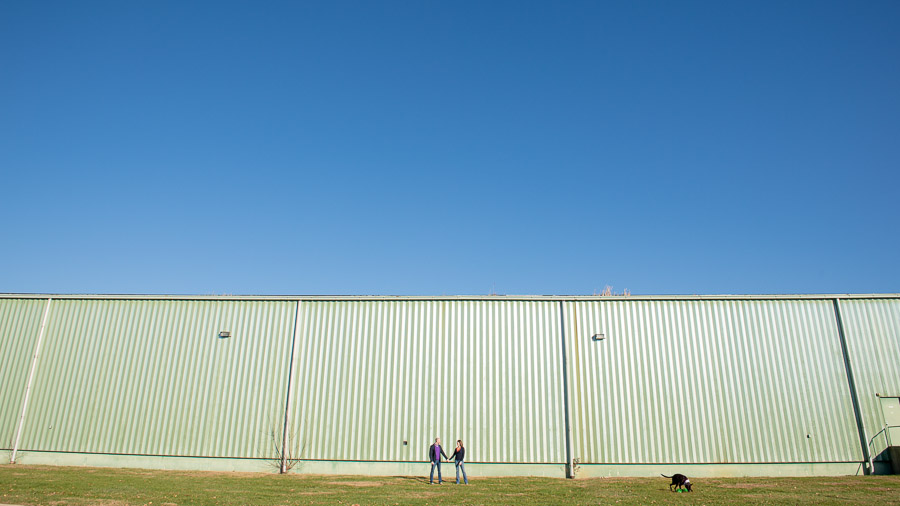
[394,475,446,485]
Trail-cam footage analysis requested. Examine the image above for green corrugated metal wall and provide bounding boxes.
[18,299,295,458]
[563,300,861,465]
[1,294,898,476]
[839,299,900,462]
[0,299,47,449]
[288,300,566,464]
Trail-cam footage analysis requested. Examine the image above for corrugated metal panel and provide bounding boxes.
[3,293,899,301]
[564,299,862,464]
[19,299,295,458]
[0,298,48,449]
[839,298,900,460]
[288,300,566,463]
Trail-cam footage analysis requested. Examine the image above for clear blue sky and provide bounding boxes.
[2,1,898,296]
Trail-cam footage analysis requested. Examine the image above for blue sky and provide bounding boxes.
[2,1,898,296]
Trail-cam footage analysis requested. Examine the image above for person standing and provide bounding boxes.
[449,439,468,485]
[428,437,448,484]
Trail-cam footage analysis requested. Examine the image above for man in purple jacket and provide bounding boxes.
[428,437,448,484]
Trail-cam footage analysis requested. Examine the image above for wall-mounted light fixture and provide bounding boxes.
[591,333,606,341]
[218,331,231,339]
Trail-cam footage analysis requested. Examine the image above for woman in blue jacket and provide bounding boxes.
[449,440,468,485]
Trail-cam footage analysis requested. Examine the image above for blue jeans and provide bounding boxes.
[430,461,442,483]
[455,461,467,484]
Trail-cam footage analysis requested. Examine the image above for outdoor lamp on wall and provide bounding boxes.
[591,333,606,341]
[218,330,231,339]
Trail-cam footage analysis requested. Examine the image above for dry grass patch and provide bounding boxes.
[326,480,384,487]
[719,483,778,488]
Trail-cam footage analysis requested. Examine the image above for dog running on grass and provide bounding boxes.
[661,473,692,492]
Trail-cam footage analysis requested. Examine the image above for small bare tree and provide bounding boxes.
[264,418,305,473]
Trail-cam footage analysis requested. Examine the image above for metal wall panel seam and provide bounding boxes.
[11,297,52,463]
[558,301,574,478]
[571,303,588,464]
[280,301,301,473]
[295,303,314,458]
[832,298,872,474]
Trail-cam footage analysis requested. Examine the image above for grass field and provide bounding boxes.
[2,465,900,506]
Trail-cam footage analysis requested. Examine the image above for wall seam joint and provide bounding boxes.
[11,297,53,464]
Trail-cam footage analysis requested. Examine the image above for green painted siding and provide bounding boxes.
[839,299,900,461]
[18,299,295,458]
[288,300,566,464]
[1,294,898,476]
[564,299,862,464]
[0,298,47,449]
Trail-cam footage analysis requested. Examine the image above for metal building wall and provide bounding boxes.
[2,294,898,476]
[563,299,863,467]
[838,298,900,462]
[287,300,566,467]
[0,298,48,449]
[18,299,296,459]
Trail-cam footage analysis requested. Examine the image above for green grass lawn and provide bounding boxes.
[2,465,899,506]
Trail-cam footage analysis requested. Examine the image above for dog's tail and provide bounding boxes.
[660,474,672,478]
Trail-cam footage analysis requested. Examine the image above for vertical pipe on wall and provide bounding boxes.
[280,300,302,473]
[558,301,574,478]
[11,297,52,464]
[832,298,872,475]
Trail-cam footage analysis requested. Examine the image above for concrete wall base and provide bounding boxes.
[574,462,866,478]
[7,452,872,478]
[289,461,566,478]
[11,451,273,473]
[9,452,566,477]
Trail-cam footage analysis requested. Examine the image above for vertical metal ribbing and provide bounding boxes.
[832,298,871,474]
[559,301,574,478]
[11,297,52,464]
[280,300,302,473]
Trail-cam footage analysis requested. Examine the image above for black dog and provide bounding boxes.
[661,473,692,492]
